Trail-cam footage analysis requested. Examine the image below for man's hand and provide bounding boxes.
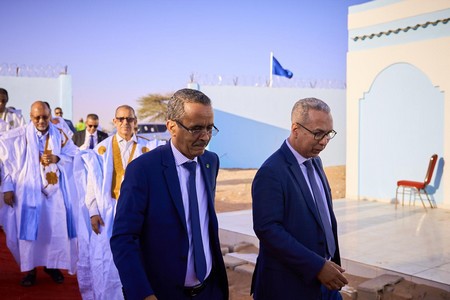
[90,215,104,234]
[144,295,157,300]
[317,260,348,290]
[3,191,14,207]
[41,153,60,165]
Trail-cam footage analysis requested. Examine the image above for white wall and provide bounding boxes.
[199,85,346,168]
[347,0,450,208]
[0,75,73,122]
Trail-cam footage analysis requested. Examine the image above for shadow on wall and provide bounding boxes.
[210,109,289,168]
[427,157,445,200]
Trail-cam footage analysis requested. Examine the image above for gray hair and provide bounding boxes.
[115,105,136,118]
[167,88,211,121]
[291,97,330,123]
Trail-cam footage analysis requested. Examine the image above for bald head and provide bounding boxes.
[30,101,51,133]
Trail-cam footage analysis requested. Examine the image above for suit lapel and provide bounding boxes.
[280,142,323,227]
[161,144,188,232]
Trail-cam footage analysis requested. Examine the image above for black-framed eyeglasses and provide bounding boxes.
[115,117,136,123]
[296,122,336,140]
[175,120,219,137]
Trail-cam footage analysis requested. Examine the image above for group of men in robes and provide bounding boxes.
[0,93,163,299]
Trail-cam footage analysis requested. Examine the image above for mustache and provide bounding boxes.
[193,141,208,148]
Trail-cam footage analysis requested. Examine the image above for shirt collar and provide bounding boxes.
[115,132,137,143]
[285,139,309,166]
[170,140,198,167]
[86,129,97,136]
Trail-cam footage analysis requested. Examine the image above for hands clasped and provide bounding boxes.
[41,153,58,166]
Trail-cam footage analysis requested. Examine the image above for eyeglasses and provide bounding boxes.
[296,122,336,140]
[175,120,219,137]
[32,115,50,122]
[115,117,136,123]
[87,124,98,128]
[54,111,62,116]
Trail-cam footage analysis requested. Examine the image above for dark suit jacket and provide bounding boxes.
[251,141,341,300]
[110,143,228,300]
[72,130,108,147]
[64,118,76,133]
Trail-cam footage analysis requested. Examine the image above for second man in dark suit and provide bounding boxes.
[72,114,108,149]
[251,97,348,299]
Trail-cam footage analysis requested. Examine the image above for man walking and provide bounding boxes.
[111,89,228,300]
[0,101,78,286]
[251,97,347,299]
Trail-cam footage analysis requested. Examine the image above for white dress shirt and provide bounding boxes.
[80,130,99,150]
[170,141,212,287]
[115,133,137,169]
[286,139,332,226]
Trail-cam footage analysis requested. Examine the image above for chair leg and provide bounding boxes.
[416,189,427,211]
[395,187,399,209]
[402,187,405,207]
[423,190,434,208]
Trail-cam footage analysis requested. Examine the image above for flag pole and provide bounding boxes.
[269,51,274,87]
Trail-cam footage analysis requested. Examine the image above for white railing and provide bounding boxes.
[0,63,68,78]
[190,73,346,89]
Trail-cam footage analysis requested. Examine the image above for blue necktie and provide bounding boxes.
[304,159,336,258]
[183,161,207,282]
[89,134,94,149]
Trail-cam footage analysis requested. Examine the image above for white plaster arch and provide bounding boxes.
[358,62,444,204]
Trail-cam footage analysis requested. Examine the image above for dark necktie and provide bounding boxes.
[183,161,207,282]
[304,159,336,258]
[89,134,94,149]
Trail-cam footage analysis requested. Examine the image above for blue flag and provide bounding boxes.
[272,56,293,79]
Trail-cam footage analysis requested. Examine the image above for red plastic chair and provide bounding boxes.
[395,154,438,210]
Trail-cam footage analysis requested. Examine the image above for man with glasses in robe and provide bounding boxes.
[0,101,78,286]
[74,105,162,300]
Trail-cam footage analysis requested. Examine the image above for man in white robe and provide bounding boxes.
[75,105,163,300]
[0,101,79,286]
[0,88,26,131]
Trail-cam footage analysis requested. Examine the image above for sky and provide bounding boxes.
[2,0,371,130]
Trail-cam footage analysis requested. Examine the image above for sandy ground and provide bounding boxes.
[215,166,345,213]
[216,167,450,300]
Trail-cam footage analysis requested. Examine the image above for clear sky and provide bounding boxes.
[2,0,370,130]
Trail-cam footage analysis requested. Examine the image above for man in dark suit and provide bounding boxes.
[72,114,108,149]
[111,88,228,300]
[251,97,348,300]
[54,107,76,133]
